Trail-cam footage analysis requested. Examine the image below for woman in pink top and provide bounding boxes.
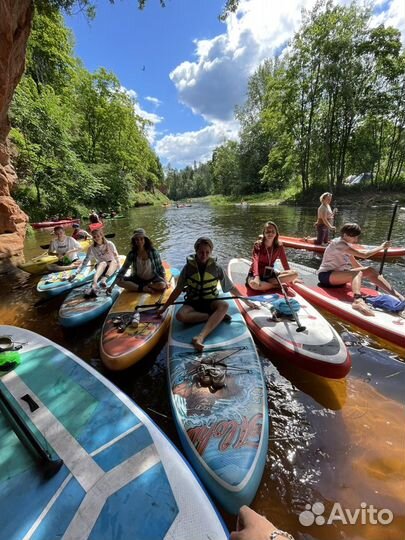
[247,221,298,292]
[315,192,337,245]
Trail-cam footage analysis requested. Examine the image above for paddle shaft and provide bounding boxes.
[377,202,398,289]
[40,232,115,250]
[0,385,63,476]
[273,273,306,332]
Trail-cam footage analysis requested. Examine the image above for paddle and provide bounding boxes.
[376,201,398,291]
[0,384,63,476]
[136,294,273,310]
[40,232,116,250]
[273,273,306,332]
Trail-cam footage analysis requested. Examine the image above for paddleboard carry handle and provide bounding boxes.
[0,385,63,477]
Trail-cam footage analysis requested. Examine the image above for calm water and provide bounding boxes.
[1,203,405,539]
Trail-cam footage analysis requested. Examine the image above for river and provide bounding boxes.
[1,203,404,539]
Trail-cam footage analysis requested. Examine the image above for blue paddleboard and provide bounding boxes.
[167,297,269,514]
[0,326,228,540]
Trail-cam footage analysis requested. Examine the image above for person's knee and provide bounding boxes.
[215,302,228,315]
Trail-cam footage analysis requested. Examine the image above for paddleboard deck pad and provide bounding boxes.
[167,296,268,514]
[0,325,228,540]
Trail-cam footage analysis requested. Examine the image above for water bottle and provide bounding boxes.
[130,312,140,328]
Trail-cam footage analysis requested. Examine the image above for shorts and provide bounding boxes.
[184,299,217,314]
[121,274,165,291]
[318,271,334,286]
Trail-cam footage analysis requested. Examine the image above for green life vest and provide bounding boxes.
[184,255,219,301]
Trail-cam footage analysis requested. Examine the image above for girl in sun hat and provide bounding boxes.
[113,228,167,294]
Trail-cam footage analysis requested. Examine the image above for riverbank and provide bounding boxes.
[131,190,170,206]
[197,188,405,207]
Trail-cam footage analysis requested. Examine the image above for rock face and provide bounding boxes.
[0,0,33,267]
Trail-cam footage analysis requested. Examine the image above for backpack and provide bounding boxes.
[364,294,405,313]
[256,294,301,316]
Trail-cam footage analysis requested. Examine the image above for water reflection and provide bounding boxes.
[2,202,405,539]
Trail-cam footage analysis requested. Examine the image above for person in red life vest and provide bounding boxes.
[247,221,298,292]
[71,223,91,241]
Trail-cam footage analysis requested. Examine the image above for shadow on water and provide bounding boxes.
[2,203,405,539]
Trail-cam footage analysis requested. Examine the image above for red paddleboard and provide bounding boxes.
[289,262,405,348]
[228,258,351,379]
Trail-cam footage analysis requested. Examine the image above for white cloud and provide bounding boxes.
[160,0,405,167]
[120,86,164,144]
[155,121,239,167]
[145,96,162,107]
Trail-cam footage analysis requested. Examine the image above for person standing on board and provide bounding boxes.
[318,222,404,316]
[314,192,337,245]
[157,237,256,351]
[247,221,298,292]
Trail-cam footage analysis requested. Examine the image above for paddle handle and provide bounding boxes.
[0,385,63,476]
[378,202,398,277]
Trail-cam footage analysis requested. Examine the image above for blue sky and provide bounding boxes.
[65,0,404,168]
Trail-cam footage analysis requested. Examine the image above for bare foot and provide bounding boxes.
[192,336,205,351]
[352,299,375,317]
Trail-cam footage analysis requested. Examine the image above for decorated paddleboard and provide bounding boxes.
[228,258,351,378]
[37,256,95,298]
[100,265,175,370]
[279,235,405,260]
[0,325,228,540]
[19,240,91,275]
[289,261,405,348]
[167,296,268,515]
[58,258,125,328]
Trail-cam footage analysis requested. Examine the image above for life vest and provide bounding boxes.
[184,255,219,301]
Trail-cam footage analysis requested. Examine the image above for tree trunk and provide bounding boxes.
[0,0,32,268]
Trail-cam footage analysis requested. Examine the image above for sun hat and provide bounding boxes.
[132,228,148,239]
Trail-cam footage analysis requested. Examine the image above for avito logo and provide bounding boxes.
[299,502,393,526]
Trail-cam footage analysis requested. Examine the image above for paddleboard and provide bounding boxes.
[100,265,175,370]
[31,218,80,230]
[228,258,351,379]
[37,255,95,298]
[19,240,92,275]
[0,325,228,540]
[289,261,405,348]
[58,258,125,328]
[167,295,268,514]
[279,235,405,260]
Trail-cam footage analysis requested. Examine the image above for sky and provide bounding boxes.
[65,0,405,169]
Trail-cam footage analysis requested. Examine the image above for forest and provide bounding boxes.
[166,1,405,200]
[10,1,405,213]
[10,7,164,220]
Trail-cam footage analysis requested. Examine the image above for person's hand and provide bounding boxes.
[156,305,166,317]
[330,226,336,231]
[230,506,293,540]
[381,240,392,250]
[245,300,257,310]
[252,276,261,287]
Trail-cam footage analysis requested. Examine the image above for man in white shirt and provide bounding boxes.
[47,226,82,271]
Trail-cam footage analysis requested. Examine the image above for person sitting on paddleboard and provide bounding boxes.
[247,221,298,292]
[47,226,82,271]
[157,237,256,352]
[75,225,120,298]
[313,192,337,245]
[112,228,167,294]
[318,222,404,316]
[71,223,91,241]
